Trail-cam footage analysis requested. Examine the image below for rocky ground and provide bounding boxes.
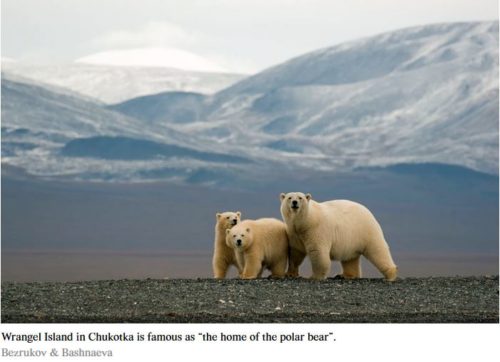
[1,276,498,323]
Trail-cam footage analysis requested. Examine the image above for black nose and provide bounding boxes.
[232,219,237,225]
[292,200,298,206]
[236,239,242,246]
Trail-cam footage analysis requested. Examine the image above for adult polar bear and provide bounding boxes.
[280,192,397,281]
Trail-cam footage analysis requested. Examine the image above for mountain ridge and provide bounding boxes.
[1,21,498,182]
[215,21,498,96]
[178,20,498,175]
[1,62,245,104]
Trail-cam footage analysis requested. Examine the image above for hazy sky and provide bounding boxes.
[1,0,498,72]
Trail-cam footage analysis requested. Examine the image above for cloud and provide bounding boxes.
[76,47,228,73]
[91,21,199,48]
[87,20,257,74]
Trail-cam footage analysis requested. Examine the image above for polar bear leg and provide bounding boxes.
[363,243,398,281]
[213,257,230,279]
[383,266,398,282]
[308,247,331,280]
[241,256,262,279]
[234,252,244,277]
[341,257,362,279]
[286,247,306,277]
[270,257,287,278]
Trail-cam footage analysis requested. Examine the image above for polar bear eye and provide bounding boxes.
[299,197,303,200]
[288,197,292,200]
[233,235,236,237]
[226,216,230,219]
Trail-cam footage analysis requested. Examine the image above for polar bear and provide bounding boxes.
[213,211,241,279]
[225,218,288,279]
[280,192,397,281]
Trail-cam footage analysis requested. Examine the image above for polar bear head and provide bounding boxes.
[216,211,241,230]
[280,192,311,219]
[226,224,252,250]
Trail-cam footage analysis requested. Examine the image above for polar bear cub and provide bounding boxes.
[225,218,288,279]
[213,211,241,279]
[280,192,397,281]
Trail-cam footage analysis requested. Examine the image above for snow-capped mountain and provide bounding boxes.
[1,74,251,182]
[170,21,497,175]
[1,21,498,184]
[1,62,245,104]
[75,47,227,73]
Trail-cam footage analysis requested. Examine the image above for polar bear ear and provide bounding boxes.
[306,193,312,201]
[216,213,221,220]
[236,211,241,218]
[246,228,251,233]
[280,193,286,201]
[226,229,231,235]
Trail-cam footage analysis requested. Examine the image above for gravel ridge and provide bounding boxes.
[2,276,498,323]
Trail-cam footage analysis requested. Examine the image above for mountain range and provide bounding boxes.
[153,21,498,175]
[2,21,498,184]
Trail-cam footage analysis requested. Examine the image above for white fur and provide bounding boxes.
[280,192,397,281]
[212,211,241,279]
[226,218,289,279]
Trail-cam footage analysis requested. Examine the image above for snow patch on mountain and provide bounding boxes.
[1,62,246,104]
[75,47,227,73]
[182,21,499,174]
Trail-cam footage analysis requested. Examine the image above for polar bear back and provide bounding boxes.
[241,218,288,260]
[311,199,387,260]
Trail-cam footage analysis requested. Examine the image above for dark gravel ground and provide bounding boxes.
[1,276,498,323]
